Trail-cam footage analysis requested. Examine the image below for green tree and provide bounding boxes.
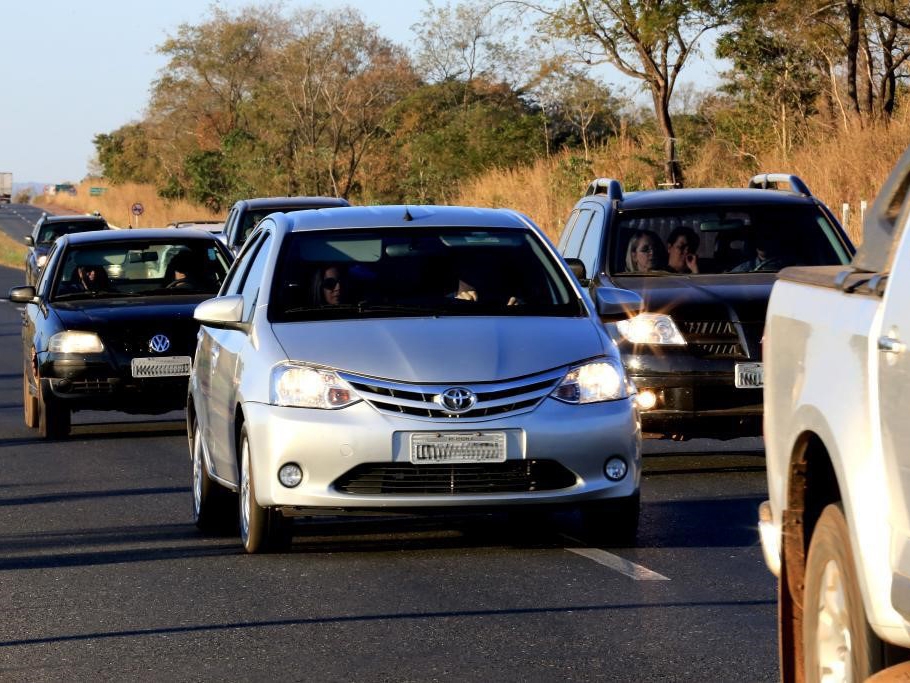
[535,0,731,187]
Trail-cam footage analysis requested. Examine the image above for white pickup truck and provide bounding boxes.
[760,146,910,681]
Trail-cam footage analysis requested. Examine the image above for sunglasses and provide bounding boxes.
[322,277,342,289]
[635,245,654,253]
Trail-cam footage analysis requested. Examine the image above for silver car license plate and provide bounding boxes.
[735,362,763,388]
[131,356,192,378]
[410,431,507,464]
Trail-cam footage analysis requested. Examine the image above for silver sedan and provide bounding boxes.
[188,205,643,553]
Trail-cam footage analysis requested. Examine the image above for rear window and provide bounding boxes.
[269,227,583,321]
[38,221,107,244]
[611,204,851,275]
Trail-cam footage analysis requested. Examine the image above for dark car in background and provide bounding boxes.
[25,213,110,285]
[9,228,232,439]
[222,196,350,255]
[558,174,854,440]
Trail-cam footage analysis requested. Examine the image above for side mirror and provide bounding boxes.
[9,286,37,304]
[595,287,642,322]
[23,236,34,247]
[194,294,245,329]
[564,257,588,283]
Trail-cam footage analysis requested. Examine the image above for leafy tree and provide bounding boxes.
[93,124,160,184]
[534,0,731,187]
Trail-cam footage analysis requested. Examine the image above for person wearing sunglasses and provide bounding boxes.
[625,229,666,272]
[313,264,345,306]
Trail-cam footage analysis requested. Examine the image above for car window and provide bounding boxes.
[36,244,59,296]
[611,204,851,275]
[269,226,583,322]
[223,231,265,296]
[563,209,594,259]
[37,221,106,245]
[239,233,272,320]
[51,240,230,300]
[578,205,605,277]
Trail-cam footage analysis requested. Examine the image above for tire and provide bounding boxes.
[37,378,70,439]
[191,423,236,532]
[23,361,38,429]
[238,427,291,554]
[803,503,883,682]
[578,492,640,547]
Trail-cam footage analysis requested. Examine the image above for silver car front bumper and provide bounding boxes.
[241,396,641,510]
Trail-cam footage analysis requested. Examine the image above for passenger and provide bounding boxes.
[730,235,788,272]
[448,266,521,306]
[625,230,667,272]
[313,264,346,305]
[666,225,700,274]
[166,252,203,290]
[75,264,112,292]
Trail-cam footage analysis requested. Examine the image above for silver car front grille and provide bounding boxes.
[338,368,567,420]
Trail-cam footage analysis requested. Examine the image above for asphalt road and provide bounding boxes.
[0,205,777,681]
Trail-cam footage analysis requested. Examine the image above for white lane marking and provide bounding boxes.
[567,547,670,581]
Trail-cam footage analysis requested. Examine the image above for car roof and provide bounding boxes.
[280,205,537,232]
[60,228,223,245]
[599,188,820,210]
[41,214,109,224]
[233,196,351,211]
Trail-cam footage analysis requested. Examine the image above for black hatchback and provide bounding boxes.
[9,228,232,438]
[558,174,855,440]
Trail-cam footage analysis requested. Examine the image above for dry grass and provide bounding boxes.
[0,230,26,271]
[34,180,223,229]
[29,115,910,246]
[456,112,910,244]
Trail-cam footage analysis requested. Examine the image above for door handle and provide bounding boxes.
[878,336,906,354]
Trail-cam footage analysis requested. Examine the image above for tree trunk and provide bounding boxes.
[845,0,862,114]
[652,86,682,188]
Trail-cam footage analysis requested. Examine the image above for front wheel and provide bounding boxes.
[37,378,70,439]
[803,503,883,682]
[238,427,291,554]
[191,423,236,532]
[23,360,38,429]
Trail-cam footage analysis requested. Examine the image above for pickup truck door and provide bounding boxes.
[877,198,910,617]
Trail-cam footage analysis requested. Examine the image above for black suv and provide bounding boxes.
[25,213,110,286]
[222,196,350,255]
[558,174,855,440]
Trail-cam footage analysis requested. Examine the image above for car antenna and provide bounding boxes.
[403,207,413,222]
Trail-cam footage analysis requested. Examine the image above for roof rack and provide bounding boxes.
[748,173,812,197]
[584,178,624,201]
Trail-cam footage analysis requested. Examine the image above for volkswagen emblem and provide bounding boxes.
[438,387,476,414]
[149,334,171,353]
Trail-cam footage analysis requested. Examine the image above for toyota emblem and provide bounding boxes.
[149,334,171,353]
[439,387,476,414]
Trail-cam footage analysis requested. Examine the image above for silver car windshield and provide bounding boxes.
[269,227,583,321]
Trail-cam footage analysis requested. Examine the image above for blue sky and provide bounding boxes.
[0,1,724,184]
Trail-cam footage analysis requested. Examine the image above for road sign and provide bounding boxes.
[89,187,106,196]
[131,202,144,216]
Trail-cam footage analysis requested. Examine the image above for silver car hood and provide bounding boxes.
[271,316,606,383]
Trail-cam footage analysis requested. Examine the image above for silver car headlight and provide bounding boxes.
[616,313,686,345]
[37,254,48,267]
[270,363,360,409]
[48,330,104,354]
[551,360,627,404]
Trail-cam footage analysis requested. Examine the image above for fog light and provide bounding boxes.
[604,456,628,481]
[278,463,303,488]
[635,389,657,410]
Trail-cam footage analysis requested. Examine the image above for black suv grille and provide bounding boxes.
[679,320,746,359]
[334,460,578,495]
